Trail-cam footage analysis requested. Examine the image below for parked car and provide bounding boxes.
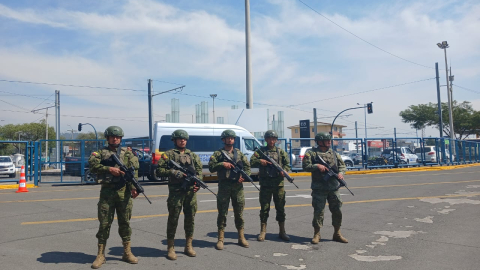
[381,147,418,164]
[291,147,354,171]
[415,146,455,163]
[0,156,16,178]
[348,152,362,165]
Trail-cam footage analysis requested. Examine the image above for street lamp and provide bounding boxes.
[210,94,217,123]
[437,41,455,140]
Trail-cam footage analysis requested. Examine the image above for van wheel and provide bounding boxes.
[344,161,353,167]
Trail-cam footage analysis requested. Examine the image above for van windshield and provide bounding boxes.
[243,138,262,151]
[159,135,240,152]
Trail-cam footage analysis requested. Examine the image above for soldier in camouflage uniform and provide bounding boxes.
[250,130,291,242]
[156,129,201,260]
[208,129,250,250]
[302,132,348,244]
[89,126,140,269]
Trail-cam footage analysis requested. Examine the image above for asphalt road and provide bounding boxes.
[1,166,480,270]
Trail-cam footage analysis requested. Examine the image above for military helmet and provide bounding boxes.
[221,129,236,139]
[264,130,278,139]
[315,132,331,141]
[171,129,189,140]
[104,126,124,137]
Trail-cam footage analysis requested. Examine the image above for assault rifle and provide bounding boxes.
[168,160,217,197]
[315,155,354,196]
[221,150,260,191]
[111,154,153,204]
[254,147,299,188]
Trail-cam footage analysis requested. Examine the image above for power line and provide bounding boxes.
[0,79,145,92]
[297,0,435,70]
[0,90,56,101]
[31,93,55,111]
[0,109,149,122]
[291,77,435,107]
[453,84,480,94]
[151,79,184,86]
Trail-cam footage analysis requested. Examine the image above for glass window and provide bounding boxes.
[243,137,262,151]
[0,157,12,162]
[334,127,338,131]
[295,129,298,133]
[406,148,414,154]
[159,135,239,152]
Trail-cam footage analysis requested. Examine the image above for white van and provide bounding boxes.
[151,123,262,178]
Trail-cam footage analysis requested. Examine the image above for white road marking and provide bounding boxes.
[420,198,480,205]
[407,206,415,208]
[281,265,307,270]
[374,231,424,238]
[415,216,434,223]
[273,253,288,257]
[356,250,367,254]
[438,209,455,214]
[291,244,310,250]
[349,254,402,262]
[466,185,480,189]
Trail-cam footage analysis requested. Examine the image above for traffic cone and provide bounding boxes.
[16,166,28,193]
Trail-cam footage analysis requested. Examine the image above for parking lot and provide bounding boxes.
[1,166,480,270]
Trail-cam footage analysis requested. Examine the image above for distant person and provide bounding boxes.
[156,129,201,260]
[88,126,140,269]
[208,129,250,250]
[302,132,348,244]
[250,130,291,242]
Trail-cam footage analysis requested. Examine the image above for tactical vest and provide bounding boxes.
[170,150,196,185]
[218,149,243,181]
[260,146,282,178]
[310,148,340,191]
[98,147,127,184]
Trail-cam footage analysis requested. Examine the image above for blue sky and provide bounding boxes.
[0,0,479,138]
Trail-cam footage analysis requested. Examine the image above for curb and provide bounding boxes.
[0,184,37,190]
[290,163,480,176]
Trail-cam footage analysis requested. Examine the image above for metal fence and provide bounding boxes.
[0,140,33,183]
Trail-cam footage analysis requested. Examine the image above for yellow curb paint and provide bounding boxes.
[0,184,37,190]
[21,192,480,225]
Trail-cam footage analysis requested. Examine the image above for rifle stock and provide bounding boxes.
[111,154,152,204]
[221,150,260,191]
[254,147,299,188]
[315,154,354,196]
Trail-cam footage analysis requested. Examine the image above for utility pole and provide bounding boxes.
[435,63,444,138]
[55,90,60,167]
[210,94,217,123]
[147,79,185,152]
[245,0,253,109]
[32,105,55,169]
[313,108,318,135]
[437,41,454,140]
[355,121,358,153]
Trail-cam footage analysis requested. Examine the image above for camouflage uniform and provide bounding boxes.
[303,146,346,229]
[156,148,202,240]
[89,146,139,245]
[209,148,251,230]
[250,146,291,223]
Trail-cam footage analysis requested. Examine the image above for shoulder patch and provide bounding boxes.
[92,152,98,156]
[161,154,168,160]
[254,152,259,158]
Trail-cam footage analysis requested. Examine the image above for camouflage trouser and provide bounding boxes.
[311,189,343,228]
[167,186,197,240]
[217,181,245,230]
[96,185,133,244]
[259,185,286,223]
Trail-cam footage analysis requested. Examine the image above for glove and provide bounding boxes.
[172,169,184,179]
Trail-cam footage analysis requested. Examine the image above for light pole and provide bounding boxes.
[15,131,23,155]
[437,41,455,140]
[210,94,217,123]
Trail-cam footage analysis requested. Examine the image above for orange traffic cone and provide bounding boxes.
[16,166,28,193]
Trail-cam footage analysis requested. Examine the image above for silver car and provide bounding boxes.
[291,147,354,171]
[0,156,17,178]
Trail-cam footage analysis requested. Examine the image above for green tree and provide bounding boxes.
[399,101,480,140]
[0,121,56,153]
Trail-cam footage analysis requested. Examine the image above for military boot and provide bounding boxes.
[216,229,225,250]
[237,228,249,248]
[311,227,321,244]
[184,237,196,257]
[167,239,177,260]
[91,244,106,269]
[257,223,267,241]
[278,222,290,241]
[121,241,138,264]
[332,226,348,243]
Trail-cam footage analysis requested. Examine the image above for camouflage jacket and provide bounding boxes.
[209,148,251,184]
[302,146,346,191]
[88,146,139,190]
[156,148,202,187]
[250,146,290,187]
